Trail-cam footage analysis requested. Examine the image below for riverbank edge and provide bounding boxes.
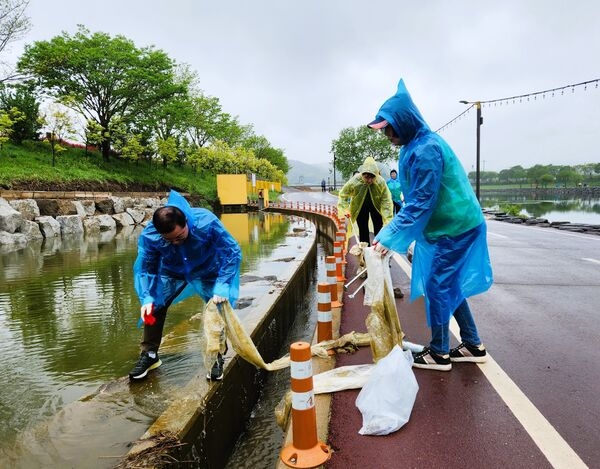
[118,211,338,468]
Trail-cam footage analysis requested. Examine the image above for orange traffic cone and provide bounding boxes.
[280,342,331,468]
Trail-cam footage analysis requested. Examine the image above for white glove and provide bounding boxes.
[140,303,154,321]
[212,295,227,304]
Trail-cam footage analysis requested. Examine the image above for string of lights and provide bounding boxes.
[435,103,475,133]
[435,78,600,133]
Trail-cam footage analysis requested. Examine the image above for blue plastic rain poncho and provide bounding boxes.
[133,190,242,308]
[372,80,493,326]
[386,175,403,206]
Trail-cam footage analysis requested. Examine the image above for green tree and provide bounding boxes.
[17,26,183,161]
[330,126,397,179]
[0,0,31,82]
[40,105,75,166]
[527,164,550,188]
[185,92,248,148]
[0,105,24,149]
[156,136,178,168]
[498,168,511,184]
[188,140,286,182]
[511,165,527,187]
[556,166,581,188]
[139,64,195,159]
[120,134,145,163]
[241,134,289,173]
[0,109,13,149]
[83,119,104,153]
[539,173,555,188]
[0,82,41,142]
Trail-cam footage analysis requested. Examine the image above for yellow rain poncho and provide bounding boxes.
[337,156,394,226]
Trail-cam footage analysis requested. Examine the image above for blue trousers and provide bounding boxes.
[429,299,481,355]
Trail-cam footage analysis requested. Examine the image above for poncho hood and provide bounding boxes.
[358,156,380,176]
[372,79,430,143]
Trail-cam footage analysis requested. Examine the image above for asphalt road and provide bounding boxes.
[278,188,599,468]
[469,219,600,467]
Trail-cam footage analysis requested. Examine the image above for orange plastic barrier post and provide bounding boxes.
[280,342,331,468]
[317,282,332,342]
[333,241,346,282]
[326,256,342,308]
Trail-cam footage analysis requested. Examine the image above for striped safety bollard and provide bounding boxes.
[335,231,347,263]
[326,255,342,308]
[280,342,331,468]
[317,282,332,342]
[333,241,346,282]
[337,225,346,245]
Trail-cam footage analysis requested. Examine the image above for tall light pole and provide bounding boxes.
[459,100,482,202]
[332,152,337,190]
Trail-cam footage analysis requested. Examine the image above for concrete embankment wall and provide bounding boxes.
[120,208,338,468]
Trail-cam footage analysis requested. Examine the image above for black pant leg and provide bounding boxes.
[141,279,188,353]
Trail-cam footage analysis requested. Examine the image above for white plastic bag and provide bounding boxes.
[313,364,374,394]
[355,345,419,435]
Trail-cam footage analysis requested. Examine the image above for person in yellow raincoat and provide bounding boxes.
[337,156,394,246]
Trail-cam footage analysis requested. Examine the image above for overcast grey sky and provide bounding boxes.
[5,0,600,172]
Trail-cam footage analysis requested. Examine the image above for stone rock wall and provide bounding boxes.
[0,195,165,252]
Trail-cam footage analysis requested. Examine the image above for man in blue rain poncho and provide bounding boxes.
[129,190,241,381]
[368,79,493,371]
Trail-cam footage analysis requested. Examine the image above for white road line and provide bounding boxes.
[489,221,600,242]
[532,230,600,242]
[448,322,588,469]
[582,257,600,265]
[393,252,588,469]
[487,231,509,239]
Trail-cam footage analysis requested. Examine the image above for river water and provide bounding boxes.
[0,211,315,468]
[481,194,600,225]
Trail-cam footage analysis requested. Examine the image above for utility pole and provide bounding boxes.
[459,100,483,202]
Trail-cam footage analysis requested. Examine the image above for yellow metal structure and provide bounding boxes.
[217,174,248,205]
[217,173,280,209]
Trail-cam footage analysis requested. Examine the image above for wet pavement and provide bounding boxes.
[278,188,597,469]
[326,250,553,468]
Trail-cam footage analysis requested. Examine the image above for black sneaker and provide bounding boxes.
[412,347,451,371]
[129,351,161,380]
[206,353,225,381]
[449,342,487,363]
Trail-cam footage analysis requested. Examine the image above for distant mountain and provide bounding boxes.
[287,159,342,187]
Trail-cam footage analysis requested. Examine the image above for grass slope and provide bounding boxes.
[0,141,217,204]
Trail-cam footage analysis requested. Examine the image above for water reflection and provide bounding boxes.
[481,194,600,224]
[0,211,293,467]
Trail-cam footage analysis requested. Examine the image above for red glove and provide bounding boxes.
[141,303,156,325]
